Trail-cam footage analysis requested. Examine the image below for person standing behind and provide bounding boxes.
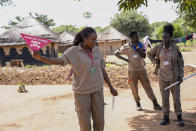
[147,24,184,126]
[114,31,162,111]
[33,27,118,131]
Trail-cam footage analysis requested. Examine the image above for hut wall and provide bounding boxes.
[98,41,124,56]
[0,42,59,66]
[58,45,72,53]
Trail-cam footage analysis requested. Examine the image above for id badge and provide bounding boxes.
[90,67,96,75]
[133,54,138,58]
[163,61,169,66]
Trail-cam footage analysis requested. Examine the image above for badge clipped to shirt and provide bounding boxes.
[133,54,138,58]
[87,49,96,75]
[163,61,169,66]
[90,67,96,75]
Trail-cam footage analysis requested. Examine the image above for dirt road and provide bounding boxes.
[0,77,196,131]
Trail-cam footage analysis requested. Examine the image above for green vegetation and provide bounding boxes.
[110,10,151,37]
[178,40,196,52]
[25,65,37,68]
[1,13,55,29]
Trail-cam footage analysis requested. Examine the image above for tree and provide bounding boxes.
[110,10,151,38]
[151,22,168,39]
[94,26,109,34]
[117,0,196,14]
[82,11,92,26]
[183,12,196,32]
[52,25,78,34]
[117,0,196,31]
[82,11,92,19]
[173,24,184,38]
[172,17,192,35]
[1,16,24,29]
[155,23,185,39]
[29,13,55,27]
[0,0,12,6]
[1,13,56,29]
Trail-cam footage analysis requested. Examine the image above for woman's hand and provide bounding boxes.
[178,76,183,84]
[32,51,41,60]
[110,87,118,96]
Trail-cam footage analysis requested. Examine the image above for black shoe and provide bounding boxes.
[160,115,170,126]
[177,114,184,127]
[136,102,142,111]
[153,100,162,110]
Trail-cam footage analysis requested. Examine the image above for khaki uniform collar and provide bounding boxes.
[161,41,174,49]
[78,43,95,52]
[78,44,83,50]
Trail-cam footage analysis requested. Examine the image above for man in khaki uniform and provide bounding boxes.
[147,24,184,126]
[114,31,162,111]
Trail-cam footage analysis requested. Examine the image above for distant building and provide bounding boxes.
[0,17,60,66]
[97,26,130,56]
[58,31,74,53]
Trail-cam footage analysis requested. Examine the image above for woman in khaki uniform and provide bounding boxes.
[147,24,184,126]
[33,27,118,131]
[114,31,162,111]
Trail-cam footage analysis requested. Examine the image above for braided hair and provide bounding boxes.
[73,27,96,46]
[163,24,174,37]
[129,31,138,38]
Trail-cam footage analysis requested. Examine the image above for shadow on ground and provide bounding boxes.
[126,107,196,131]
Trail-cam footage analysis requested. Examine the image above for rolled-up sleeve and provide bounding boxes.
[114,44,129,55]
[147,45,159,65]
[59,47,74,65]
[59,53,70,65]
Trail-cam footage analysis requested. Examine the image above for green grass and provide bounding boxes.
[43,65,49,68]
[178,40,196,52]
[58,53,63,57]
[106,63,119,68]
[106,63,113,67]
[25,65,37,68]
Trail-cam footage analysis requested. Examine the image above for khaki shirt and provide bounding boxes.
[159,45,175,81]
[60,45,106,94]
[115,43,145,71]
[147,42,184,81]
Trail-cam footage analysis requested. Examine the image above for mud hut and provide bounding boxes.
[58,31,74,53]
[97,26,130,56]
[0,17,60,66]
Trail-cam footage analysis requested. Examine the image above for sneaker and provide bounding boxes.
[153,100,162,110]
[136,102,142,111]
[160,115,170,126]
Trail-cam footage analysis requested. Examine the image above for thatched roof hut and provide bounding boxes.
[60,31,74,44]
[58,31,75,53]
[97,26,130,56]
[0,17,60,46]
[0,17,60,66]
[98,26,130,42]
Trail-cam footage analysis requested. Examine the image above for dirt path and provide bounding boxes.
[0,77,196,131]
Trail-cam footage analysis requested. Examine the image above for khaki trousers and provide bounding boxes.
[158,77,182,116]
[74,88,104,131]
[128,70,156,102]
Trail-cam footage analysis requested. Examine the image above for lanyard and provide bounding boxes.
[87,49,94,67]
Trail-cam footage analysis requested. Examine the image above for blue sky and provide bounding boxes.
[0,0,179,34]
